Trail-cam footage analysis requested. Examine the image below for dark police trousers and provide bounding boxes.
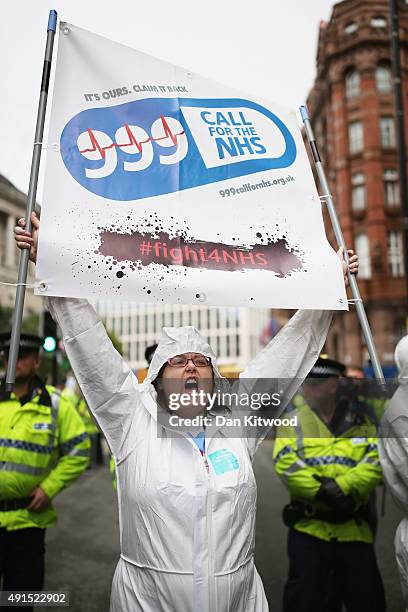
[283,528,386,612]
[0,527,45,611]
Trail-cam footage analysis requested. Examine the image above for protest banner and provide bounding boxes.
[35,21,347,309]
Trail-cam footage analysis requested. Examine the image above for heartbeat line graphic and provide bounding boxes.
[79,116,185,158]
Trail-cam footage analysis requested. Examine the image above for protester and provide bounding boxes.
[273,357,385,612]
[378,335,408,609]
[15,212,358,612]
[0,332,89,609]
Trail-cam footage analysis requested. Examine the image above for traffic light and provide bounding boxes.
[42,310,58,353]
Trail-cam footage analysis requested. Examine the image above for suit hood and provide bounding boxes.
[144,326,223,384]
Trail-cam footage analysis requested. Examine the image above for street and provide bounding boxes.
[38,440,403,612]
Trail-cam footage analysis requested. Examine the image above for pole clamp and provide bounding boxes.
[319,194,333,203]
[34,142,60,151]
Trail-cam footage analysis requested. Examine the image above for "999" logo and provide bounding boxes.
[77,116,188,179]
[60,97,296,201]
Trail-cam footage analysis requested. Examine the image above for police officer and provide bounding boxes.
[0,332,90,607]
[273,357,385,612]
[62,381,102,468]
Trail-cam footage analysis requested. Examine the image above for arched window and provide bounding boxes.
[345,69,360,99]
[376,63,392,93]
[344,22,358,35]
[355,234,371,279]
[371,16,387,28]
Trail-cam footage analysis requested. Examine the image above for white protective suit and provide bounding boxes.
[48,297,332,612]
[378,335,408,610]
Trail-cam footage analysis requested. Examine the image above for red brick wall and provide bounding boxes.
[306,0,407,367]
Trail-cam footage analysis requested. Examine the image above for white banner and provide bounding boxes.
[36,21,347,310]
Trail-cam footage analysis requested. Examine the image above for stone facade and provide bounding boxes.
[0,174,42,318]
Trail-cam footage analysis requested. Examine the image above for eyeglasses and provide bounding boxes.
[167,355,211,368]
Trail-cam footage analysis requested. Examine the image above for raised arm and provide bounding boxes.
[14,213,138,456]
[240,308,333,382]
[240,248,357,386]
[238,248,358,456]
[237,309,333,457]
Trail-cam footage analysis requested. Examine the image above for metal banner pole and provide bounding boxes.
[299,105,385,384]
[5,10,58,391]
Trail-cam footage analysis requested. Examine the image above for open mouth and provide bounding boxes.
[184,378,199,391]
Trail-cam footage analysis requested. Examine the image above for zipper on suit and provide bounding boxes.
[205,448,216,612]
[203,453,209,472]
[185,435,216,612]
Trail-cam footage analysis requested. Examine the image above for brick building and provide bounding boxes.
[306,0,407,372]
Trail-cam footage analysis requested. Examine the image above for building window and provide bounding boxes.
[344,22,358,34]
[376,63,392,93]
[355,234,371,279]
[380,117,396,148]
[371,16,387,28]
[384,169,400,207]
[345,70,360,99]
[388,231,405,276]
[0,213,6,266]
[348,121,364,153]
[351,172,366,211]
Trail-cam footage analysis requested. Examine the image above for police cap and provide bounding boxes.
[307,356,346,379]
[0,332,44,357]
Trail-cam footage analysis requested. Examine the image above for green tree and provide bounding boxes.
[0,307,126,383]
[105,325,125,356]
[0,305,13,332]
[21,312,40,335]
[0,305,40,335]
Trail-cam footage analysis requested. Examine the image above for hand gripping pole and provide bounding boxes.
[299,105,385,384]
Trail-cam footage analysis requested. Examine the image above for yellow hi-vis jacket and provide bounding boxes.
[0,378,90,531]
[109,455,117,490]
[76,398,100,436]
[61,388,100,436]
[273,396,382,543]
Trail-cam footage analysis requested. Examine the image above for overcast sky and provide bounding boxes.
[1,0,336,199]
